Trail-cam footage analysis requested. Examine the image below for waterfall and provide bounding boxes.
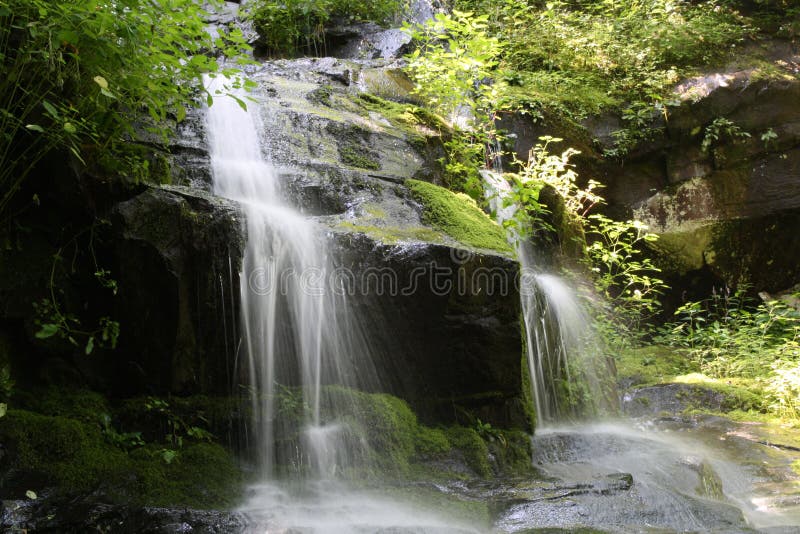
[482,170,611,424]
[205,78,377,478]
[203,74,480,534]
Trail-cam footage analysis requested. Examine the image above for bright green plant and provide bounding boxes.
[657,286,800,420]
[584,214,665,332]
[0,0,251,220]
[701,117,751,153]
[760,127,778,148]
[404,10,505,124]
[503,137,665,333]
[456,0,749,115]
[404,10,508,197]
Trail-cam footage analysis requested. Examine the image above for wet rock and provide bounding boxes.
[0,497,247,533]
[109,185,243,395]
[622,383,742,417]
[329,233,528,429]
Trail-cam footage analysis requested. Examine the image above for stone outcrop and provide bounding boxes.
[331,234,528,429]
[506,41,800,294]
[110,185,243,395]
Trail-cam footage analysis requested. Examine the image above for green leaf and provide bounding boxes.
[63,122,77,134]
[100,87,116,99]
[42,100,59,119]
[93,75,109,89]
[25,124,45,133]
[25,490,37,500]
[0,403,6,418]
[85,336,95,355]
[36,323,59,339]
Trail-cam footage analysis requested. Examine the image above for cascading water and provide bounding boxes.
[482,170,611,423]
[204,79,477,533]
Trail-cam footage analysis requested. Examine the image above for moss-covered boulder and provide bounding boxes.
[406,179,514,256]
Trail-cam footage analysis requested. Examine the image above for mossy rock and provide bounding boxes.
[0,409,128,495]
[320,386,420,476]
[126,442,241,508]
[0,409,242,507]
[14,387,111,425]
[444,426,491,478]
[406,179,513,255]
[615,345,698,388]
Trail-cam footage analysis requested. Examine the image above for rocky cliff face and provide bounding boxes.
[506,41,800,297]
[0,9,530,431]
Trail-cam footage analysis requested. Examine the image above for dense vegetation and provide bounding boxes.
[402,0,800,423]
[0,0,250,221]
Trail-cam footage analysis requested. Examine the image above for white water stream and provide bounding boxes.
[205,79,478,533]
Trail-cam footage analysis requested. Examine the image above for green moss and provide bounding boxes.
[696,461,724,499]
[127,442,241,508]
[615,345,697,387]
[15,387,110,425]
[489,429,534,476]
[322,386,418,475]
[336,221,445,245]
[316,387,528,481]
[0,407,242,507]
[339,143,381,170]
[406,179,513,255]
[672,374,764,413]
[445,426,491,478]
[414,425,451,458]
[357,93,448,133]
[307,84,334,107]
[0,409,128,494]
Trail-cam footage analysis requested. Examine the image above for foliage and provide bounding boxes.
[444,0,758,157]
[404,11,504,124]
[406,179,512,254]
[584,214,665,332]
[700,117,752,165]
[701,117,751,152]
[143,397,214,462]
[503,136,603,238]
[656,286,800,420]
[32,223,119,355]
[502,137,665,334]
[0,408,241,506]
[249,0,401,56]
[0,0,250,220]
[404,11,507,197]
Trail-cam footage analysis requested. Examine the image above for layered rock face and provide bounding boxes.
[0,17,529,430]
[505,42,800,295]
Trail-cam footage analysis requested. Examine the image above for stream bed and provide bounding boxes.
[230,416,800,533]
